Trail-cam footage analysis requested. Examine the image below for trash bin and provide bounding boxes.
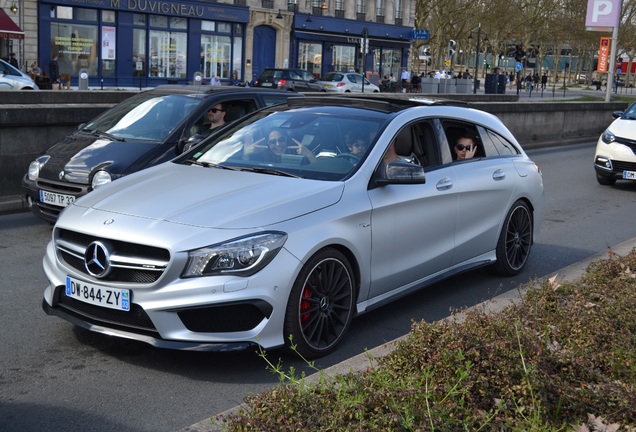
[78,68,89,90]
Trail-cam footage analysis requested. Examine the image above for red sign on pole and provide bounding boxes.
[597,37,610,73]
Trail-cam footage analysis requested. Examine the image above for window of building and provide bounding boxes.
[50,22,98,76]
[149,31,188,78]
[332,45,355,72]
[133,28,147,78]
[102,10,115,23]
[381,48,402,79]
[200,21,244,81]
[298,42,322,77]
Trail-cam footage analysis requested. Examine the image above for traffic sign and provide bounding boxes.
[412,30,429,40]
[516,62,523,71]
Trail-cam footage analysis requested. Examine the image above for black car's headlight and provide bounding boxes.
[91,170,112,189]
[601,129,616,144]
[27,155,50,181]
[182,232,288,278]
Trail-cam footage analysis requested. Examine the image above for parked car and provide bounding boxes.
[22,85,301,223]
[0,58,39,90]
[41,96,544,358]
[593,99,636,185]
[254,68,326,92]
[319,72,380,93]
[576,74,587,84]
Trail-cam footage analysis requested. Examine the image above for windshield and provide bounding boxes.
[623,101,636,120]
[186,106,387,181]
[81,93,203,141]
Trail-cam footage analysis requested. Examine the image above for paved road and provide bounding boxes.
[2,141,636,431]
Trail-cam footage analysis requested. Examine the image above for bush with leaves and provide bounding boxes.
[217,249,636,431]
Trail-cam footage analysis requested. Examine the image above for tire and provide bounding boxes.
[284,248,355,359]
[490,201,533,276]
[596,174,616,186]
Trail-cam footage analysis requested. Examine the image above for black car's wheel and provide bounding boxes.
[284,248,355,359]
[491,200,533,276]
[596,173,616,186]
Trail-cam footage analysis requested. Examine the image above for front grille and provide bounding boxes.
[37,178,86,195]
[611,160,636,173]
[57,229,170,283]
[177,300,273,333]
[54,286,158,334]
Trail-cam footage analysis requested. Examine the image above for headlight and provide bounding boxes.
[601,129,616,144]
[182,232,288,278]
[91,170,112,189]
[27,155,50,181]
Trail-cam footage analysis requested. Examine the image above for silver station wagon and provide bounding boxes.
[42,96,544,358]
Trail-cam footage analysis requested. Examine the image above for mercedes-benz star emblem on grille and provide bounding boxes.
[84,241,112,278]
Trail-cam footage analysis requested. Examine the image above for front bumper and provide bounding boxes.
[22,174,90,223]
[42,238,302,352]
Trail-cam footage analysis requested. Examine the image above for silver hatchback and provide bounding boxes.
[42,97,544,358]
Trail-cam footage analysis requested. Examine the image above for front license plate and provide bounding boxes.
[623,170,636,180]
[40,189,75,207]
[65,276,130,311]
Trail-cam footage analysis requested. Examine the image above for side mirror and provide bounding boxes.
[375,161,426,186]
[179,134,206,154]
[612,111,624,119]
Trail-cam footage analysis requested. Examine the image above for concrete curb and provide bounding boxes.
[179,238,636,432]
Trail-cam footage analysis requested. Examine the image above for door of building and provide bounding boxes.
[252,25,276,80]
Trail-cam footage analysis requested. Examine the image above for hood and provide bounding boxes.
[73,163,344,229]
[40,133,165,183]
[610,117,635,141]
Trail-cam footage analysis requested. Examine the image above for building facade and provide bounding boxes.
[1,0,415,88]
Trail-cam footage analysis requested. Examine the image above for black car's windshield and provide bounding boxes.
[186,107,386,181]
[81,93,204,142]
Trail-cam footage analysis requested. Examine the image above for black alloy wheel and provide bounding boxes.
[284,248,355,359]
[491,200,533,276]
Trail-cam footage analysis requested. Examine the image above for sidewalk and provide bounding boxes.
[179,236,636,432]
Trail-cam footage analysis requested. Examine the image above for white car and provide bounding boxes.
[0,59,39,90]
[42,96,544,358]
[319,72,380,93]
[594,100,636,185]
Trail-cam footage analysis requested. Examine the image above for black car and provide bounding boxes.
[22,85,301,223]
[254,68,326,92]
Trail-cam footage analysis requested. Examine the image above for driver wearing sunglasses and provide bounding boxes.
[206,103,226,131]
[453,134,478,160]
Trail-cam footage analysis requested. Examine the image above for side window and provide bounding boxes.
[442,121,484,161]
[481,127,521,156]
[411,121,440,168]
[223,99,258,123]
[262,95,293,107]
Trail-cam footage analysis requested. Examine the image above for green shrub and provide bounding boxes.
[216,250,636,431]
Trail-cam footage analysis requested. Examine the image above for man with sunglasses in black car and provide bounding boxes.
[207,103,226,131]
[453,134,478,160]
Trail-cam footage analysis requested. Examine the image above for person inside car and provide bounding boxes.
[243,129,316,163]
[207,103,226,131]
[453,134,478,160]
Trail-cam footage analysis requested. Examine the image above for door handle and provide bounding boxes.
[493,169,506,181]
[436,177,453,191]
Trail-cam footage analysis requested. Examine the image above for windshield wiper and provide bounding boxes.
[185,159,241,171]
[82,128,125,142]
[240,167,302,178]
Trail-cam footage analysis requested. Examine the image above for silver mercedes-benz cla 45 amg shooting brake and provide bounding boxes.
[42,96,544,358]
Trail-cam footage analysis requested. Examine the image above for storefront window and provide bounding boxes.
[381,48,401,79]
[51,22,98,76]
[101,26,116,77]
[201,34,231,79]
[133,28,146,78]
[150,31,188,78]
[332,45,355,72]
[102,10,115,23]
[298,42,322,77]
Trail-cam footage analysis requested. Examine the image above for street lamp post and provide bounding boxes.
[468,24,487,94]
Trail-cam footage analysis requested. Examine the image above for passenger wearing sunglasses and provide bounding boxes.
[453,135,478,160]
